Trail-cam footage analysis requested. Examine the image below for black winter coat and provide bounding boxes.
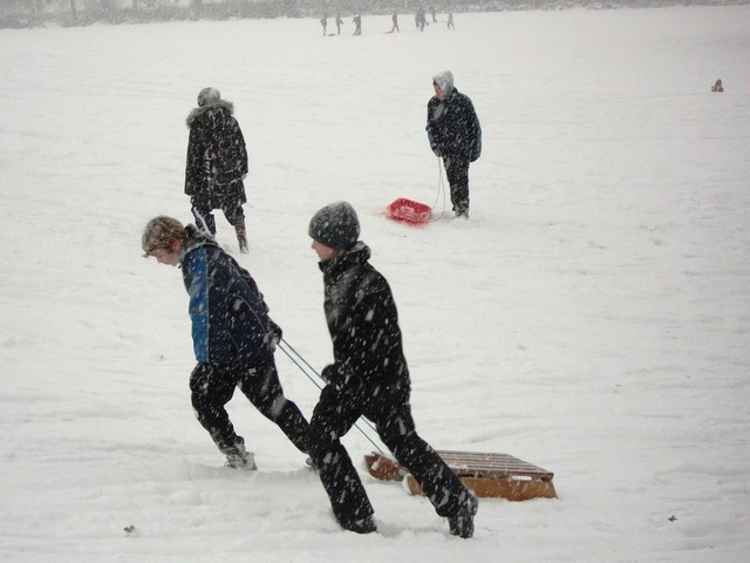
[318,243,410,392]
[184,100,248,197]
[180,226,279,369]
[426,87,482,162]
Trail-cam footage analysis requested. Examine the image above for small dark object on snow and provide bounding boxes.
[668,515,678,522]
[123,525,136,534]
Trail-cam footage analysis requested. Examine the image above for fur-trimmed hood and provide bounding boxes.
[186,99,234,127]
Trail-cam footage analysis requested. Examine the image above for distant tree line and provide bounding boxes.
[0,0,746,29]
[0,0,301,27]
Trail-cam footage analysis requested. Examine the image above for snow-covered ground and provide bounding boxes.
[1,7,749,562]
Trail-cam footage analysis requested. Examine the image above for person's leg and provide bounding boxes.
[308,384,375,532]
[221,181,248,252]
[375,403,468,516]
[238,359,309,454]
[374,399,477,537]
[189,363,246,460]
[443,157,470,216]
[191,194,216,234]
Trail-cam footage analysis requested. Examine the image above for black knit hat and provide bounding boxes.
[308,201,360,250]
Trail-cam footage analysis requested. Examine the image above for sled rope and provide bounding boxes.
[193,208,213,237]
[431,156,448,220]
[277,338,386,455]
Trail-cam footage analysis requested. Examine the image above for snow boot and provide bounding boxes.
[341,515,377,534]
[225,442,257,470]
[448,493,478,538]
[235,221,248,254]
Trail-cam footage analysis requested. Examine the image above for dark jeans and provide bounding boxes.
[190,179,246,235]
[189,359,309,458]
[443,156,470,214]
[307,380,471,527]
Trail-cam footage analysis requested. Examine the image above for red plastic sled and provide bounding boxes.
[386,198,431,224]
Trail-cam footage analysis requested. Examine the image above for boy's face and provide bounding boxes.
[146,240,181,267]
[311,239,337,262]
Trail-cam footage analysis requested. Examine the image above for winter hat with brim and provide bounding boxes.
[309,201,360,250]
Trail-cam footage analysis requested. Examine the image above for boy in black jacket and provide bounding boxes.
[142,216,309,469]
[306,202,478,537]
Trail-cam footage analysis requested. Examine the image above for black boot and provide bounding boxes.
[341,515,377,534]
[224,441,257,470]
[448,493,478,538]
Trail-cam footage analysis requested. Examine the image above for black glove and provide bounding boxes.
[320,364,337,384]
[269,319,283,343]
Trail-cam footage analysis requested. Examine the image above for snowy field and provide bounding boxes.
[1,6,749,562]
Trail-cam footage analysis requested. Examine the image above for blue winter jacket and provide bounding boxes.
[179,226,280,369]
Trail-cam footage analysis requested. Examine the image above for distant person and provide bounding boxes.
[141,216,310,469]
[184,87,249,253]
[305,201,479,537]
[389,12,400,33]
[426,71,482,218]
[320,15,328,36]
[335,13,344,34]
[430,5,437,23]
[712,78,724,92]
[447,12,455,30]
[353,14,362,36]
[416,6,426,31]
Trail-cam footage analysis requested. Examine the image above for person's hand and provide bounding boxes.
[320,364,337,384]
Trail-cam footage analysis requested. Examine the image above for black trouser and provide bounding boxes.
[189,359,309,458]
[443,156,470,214]
[190,179,246,235]
[307,380,471,527]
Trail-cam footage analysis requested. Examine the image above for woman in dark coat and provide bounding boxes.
[185,87,249,253]
[305,202,478,537]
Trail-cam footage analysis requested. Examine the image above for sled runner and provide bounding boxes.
[386,198,431,224]
[364,450,557,501]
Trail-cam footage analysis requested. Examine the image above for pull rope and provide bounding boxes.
[277,338,386,455]
[431,156,448,221]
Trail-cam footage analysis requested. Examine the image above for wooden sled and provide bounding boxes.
[364,450,557,501]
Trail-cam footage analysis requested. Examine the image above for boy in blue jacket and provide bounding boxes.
[142,216,309,468]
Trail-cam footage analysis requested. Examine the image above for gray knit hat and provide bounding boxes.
[308,201,360,250]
